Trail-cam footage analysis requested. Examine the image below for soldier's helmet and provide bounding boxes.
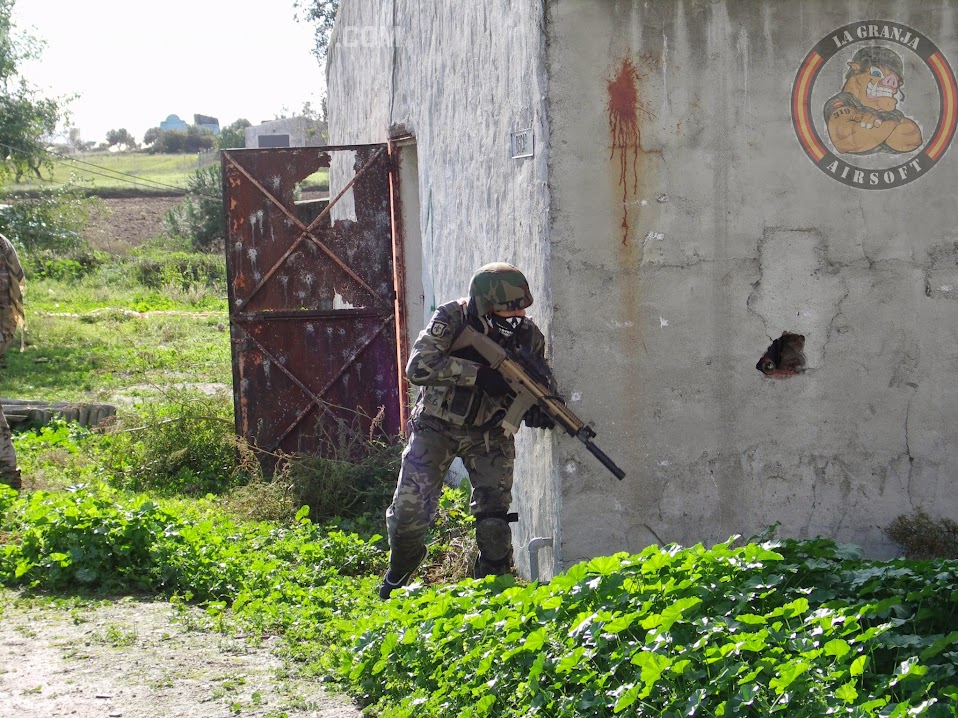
[468,262,533,315]
[848,45,905,84]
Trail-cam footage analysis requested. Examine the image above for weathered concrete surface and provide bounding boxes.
[244,117,327,148]
[547,0,958,563]
[327,0,558,578]
[329,0,958,577]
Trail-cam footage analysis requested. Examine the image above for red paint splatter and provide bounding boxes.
[607,57,645,245]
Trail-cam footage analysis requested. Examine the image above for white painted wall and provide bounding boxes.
[327,0,558,578]
[329,0,958,578]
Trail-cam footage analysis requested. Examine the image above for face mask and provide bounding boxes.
[489,315,523,338]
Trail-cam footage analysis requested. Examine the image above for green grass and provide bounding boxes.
[1,275,230,403]
[10,152,329,195]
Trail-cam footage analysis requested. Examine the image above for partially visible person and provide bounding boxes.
[0,232,24,490]
[379,262,555,599]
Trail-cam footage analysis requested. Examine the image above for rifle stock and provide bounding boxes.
[451,326,626,480]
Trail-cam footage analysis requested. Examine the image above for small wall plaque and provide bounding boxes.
[511,128,534,159]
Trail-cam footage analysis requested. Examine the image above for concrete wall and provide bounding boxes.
[327,0,559,577]
[548,0,958,565]
[245,117,327,148]
[329,0,958,579]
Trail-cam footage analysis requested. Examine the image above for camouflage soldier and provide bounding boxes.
[0,232,24,490]
[380,262,555,598]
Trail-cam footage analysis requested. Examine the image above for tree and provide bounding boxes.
[0,0,67,183]
[147,126,215,154]
[216,118,251,150]
[105,128,137,149]
[294,0,340,68]
[164,165,224,251]
[143,127,162,146]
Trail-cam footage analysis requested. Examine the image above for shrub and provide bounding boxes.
[164,165,224,251]
[128,246,226,289]
[22,248,104,281]
[220,475,300,524]
[100,391,258,496]
[0,184,99,256]
[281,414,402,524]
[885,508,958,559]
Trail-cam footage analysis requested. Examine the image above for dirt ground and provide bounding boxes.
[0,591,363,718]
[83,196,183,252]
[83,191,328,253]
[1,194,365,718]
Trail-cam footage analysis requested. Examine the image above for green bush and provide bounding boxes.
[346,538,958,718]
[100,391,256,496]
[0,184,98,255]
[22,248,104,282]
[0,484,384,601]
[164,165,224,251]
[128,246,226,289]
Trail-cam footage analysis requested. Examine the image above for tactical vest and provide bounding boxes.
[409,300,546,429]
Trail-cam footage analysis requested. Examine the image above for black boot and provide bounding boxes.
[379,546,427,599]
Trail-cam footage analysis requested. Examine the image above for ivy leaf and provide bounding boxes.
[769,659,809,694]
[824,638,852,659]
[920,631,958,661]
[834,681,859,703]
[612,683,639,713]
[631,651,672,698]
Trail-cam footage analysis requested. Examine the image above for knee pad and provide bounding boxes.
[474,511,517,563]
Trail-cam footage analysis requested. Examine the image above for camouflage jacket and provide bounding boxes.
[406,299,550,428]
[0,234,24,355]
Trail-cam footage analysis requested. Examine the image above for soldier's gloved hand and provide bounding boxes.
[476,367,511,397]
[524,405,555,430]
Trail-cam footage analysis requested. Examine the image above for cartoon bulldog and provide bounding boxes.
[824,45,922,154]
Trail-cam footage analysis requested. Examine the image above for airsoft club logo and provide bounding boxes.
[792,21,958,189]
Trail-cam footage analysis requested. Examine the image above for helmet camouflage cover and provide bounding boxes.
[847,45,905,84]
[468,262,533,315]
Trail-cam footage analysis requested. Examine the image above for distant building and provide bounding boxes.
[194,114,221,134]
[244,117,327,149]
[159,114,188,132]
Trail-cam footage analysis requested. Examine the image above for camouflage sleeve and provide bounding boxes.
[517,319,557,392]
[0,235,24,353]
[405,300,482,387]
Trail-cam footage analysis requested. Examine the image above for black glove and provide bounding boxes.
[476,366,511,397]
[524,405,555,430]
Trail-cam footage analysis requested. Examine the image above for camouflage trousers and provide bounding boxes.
[385,412,516,576]
[0,407,20,490]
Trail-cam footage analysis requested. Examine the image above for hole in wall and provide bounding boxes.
[756,332,806,377]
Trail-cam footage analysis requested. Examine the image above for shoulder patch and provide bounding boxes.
[429,320,448,337]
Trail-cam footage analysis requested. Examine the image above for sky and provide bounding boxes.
[12,0,327,145]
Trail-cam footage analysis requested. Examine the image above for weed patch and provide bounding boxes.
[99,391,254,496]
[345,538,958,718]
[886,508,958,559]
[2,482,955,718]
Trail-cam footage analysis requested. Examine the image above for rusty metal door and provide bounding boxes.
[223,145,407,465]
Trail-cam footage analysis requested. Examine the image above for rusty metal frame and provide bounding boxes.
[224,146,390,313]
[233,313,394,452]
[388,138,411,431]
[224,143,408,459]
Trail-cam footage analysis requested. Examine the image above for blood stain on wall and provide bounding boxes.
[607,57,647,245]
